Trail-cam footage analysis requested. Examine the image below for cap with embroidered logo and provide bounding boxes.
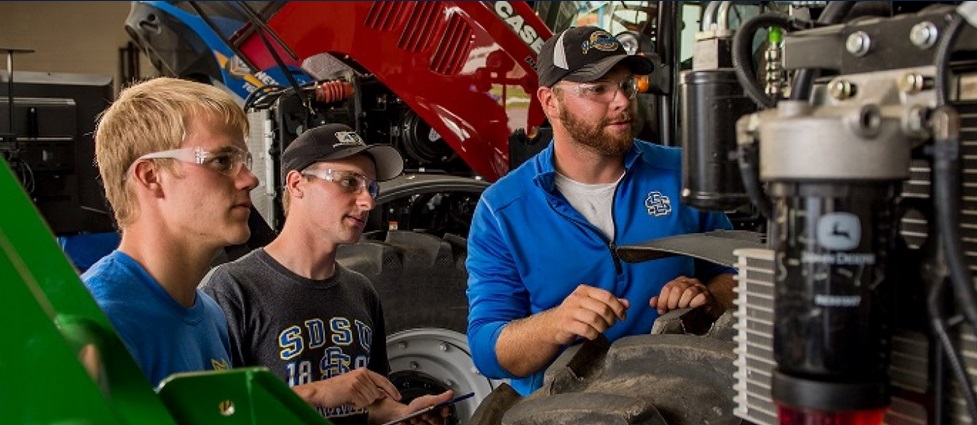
[536,26,655,88]
[281,123,404,182]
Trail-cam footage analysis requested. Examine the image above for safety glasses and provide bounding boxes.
[561,76,638,103]
[127,146,253,178]
[301,168,379,199]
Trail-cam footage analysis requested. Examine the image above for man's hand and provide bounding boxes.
[496,284,630,377]
[370,390,454,425]
[293,367,401,410]
[402,390,454,425]
[548,284,630,345]
[649,275,714,315]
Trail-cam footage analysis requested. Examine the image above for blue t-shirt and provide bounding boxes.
[58,232,120,273]
[82,250,232,387]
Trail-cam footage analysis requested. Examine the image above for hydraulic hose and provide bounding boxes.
[927,274,977,420]
[731,12,790,109]
[935,15,965,108]
[702,1,721,31]
[931,10,977,333]
[243,84,285,111]
[931,106,977,346]
[737,137,773,219]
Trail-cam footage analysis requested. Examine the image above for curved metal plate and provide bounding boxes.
[616,230,766,268]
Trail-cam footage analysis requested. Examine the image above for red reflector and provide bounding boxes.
[777,404,886,425]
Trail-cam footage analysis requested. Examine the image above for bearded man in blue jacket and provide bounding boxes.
[466,26,737,396]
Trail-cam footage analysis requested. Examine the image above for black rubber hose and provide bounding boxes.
[789,1,855,101]
[243,84,284,111]
[731,12,790,109]
[737,140,773,219]
[931,11,977,334]
[928,15,977,418]
[931,106,977,340]
[927,277,977,420]
[935,15,965,108]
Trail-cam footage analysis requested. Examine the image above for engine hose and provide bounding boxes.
[737,140,773,219]
[927,277,977,420]
[930,106,977,340]
[732,13,790,109]
[702,1,721,31]
[935,15,965,108]
[789,1,855,101]
[243,84,285,111]
[314,80,354,104]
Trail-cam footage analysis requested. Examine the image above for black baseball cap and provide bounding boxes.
[536,26,655,88]
[281,123,404,181]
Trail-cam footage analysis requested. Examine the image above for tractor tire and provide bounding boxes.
[338,230,469,334]
[336,230,498,422]
[470,311,742,425]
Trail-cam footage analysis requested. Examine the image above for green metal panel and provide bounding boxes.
[0,157,333,424]
[0,155,175,424]
[158,368,331,424]
[0,250,124,424]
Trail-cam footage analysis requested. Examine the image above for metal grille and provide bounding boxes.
[365,1,407,32]
[398,1,440,52]
[430,12,474,75]
[732,248,777,425]
[246,110,275,228]
[365,2,472,76]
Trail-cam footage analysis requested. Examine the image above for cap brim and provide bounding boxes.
[563,54,655,83]
[303,144,404,182]
[362,144,404,181]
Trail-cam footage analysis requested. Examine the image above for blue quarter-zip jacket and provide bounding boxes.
[466,140,734,396]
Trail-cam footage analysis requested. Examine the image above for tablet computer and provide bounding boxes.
[378,392,476,425]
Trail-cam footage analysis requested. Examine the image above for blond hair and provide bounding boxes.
[95,77,248,228]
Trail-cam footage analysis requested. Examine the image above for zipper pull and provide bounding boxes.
[609,242,623,274]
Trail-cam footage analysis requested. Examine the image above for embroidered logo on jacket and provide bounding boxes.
[645,191,671,216]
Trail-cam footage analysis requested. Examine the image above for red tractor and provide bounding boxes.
[123,2,977,425]
[124,1,571,420]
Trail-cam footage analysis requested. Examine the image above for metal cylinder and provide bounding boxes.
[680,70,756,210]
[769,181,896,383]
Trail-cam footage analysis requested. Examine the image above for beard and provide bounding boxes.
[559,104,634,156]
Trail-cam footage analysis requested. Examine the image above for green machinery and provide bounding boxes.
[0,157,331,424]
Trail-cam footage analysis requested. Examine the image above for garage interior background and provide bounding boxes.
[0,2,153,94]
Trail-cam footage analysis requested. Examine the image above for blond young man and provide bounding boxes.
[85,77,258,385]
[84,79,402,415]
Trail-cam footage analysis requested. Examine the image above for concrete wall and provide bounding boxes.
[0,1,152,94]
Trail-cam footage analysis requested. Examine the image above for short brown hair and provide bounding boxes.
[95,77,248,227]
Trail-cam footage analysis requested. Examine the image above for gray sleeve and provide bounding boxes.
[201,265,252,368]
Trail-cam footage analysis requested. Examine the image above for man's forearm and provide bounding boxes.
[495,310,563,377]
[706,273,736,313]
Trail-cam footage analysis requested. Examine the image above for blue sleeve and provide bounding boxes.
[465,198,530,380]
[694,210,738,279]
